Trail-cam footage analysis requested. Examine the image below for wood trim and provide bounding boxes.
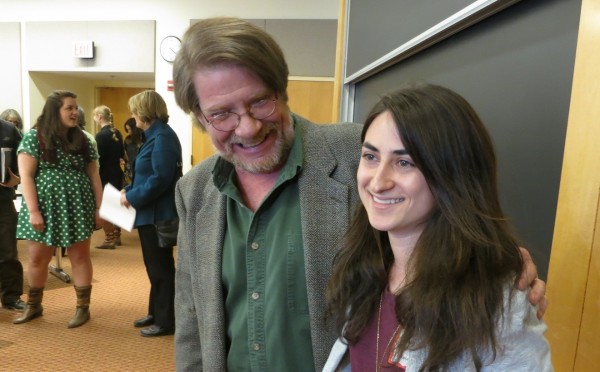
[191,124,214,167]
[332,0,347,122]
[545,0,600,370]
[575,189,600,369]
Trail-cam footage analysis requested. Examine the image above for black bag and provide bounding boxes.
[155,218,179,247]
[154,156,183,248]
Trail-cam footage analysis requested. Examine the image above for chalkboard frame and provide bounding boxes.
[340,0,522,121]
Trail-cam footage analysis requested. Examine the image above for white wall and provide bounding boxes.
[0,0,339,172]
[28,72,97,129]
[0,22,22,114]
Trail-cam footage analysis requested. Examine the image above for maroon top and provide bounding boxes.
[349,288,406,371]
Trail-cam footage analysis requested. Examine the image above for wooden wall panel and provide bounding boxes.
[545,0,600,370]
[191,124,214,166]
[575,190,600,370]
[287,80,334,124]
[97,87,151,135]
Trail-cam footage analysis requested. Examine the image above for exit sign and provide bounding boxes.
[73,41,94,59]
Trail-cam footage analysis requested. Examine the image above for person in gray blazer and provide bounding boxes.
[171,17,547,371]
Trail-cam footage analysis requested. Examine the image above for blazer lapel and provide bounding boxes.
[297,119,352,365]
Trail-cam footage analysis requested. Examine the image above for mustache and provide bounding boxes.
[227,121,277,146]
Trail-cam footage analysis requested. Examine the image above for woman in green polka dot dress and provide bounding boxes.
[13,90,103,328]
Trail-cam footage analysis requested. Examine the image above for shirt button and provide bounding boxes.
[253,343,261,351]
[251,242,259,250]
[251,292,260,300]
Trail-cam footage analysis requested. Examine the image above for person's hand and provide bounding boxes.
[516,247,548,319]
[120,190,131,208]
[0,169,20,188]
[29,210,45,232]
[94,209,103,230]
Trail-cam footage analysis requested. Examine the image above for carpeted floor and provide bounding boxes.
[0,229,176,371]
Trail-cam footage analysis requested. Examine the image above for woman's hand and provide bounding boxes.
[120,189,131,208]
[29,210,45,232]
[95,209,104,230]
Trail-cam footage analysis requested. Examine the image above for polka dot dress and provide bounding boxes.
[16,129,98,248]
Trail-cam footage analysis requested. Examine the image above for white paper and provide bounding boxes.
[99,183,136,232]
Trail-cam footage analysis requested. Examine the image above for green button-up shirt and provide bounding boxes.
[215,127,315,371]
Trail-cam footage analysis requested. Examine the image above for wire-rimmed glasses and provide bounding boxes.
[200,97,277,132]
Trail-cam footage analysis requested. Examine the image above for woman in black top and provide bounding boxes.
[122,118,143,187]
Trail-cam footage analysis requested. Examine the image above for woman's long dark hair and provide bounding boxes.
[35,90,90,164]
[124,117,143,146]
[326,83,523,370]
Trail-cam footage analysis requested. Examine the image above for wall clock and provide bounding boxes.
[160,35,181,63]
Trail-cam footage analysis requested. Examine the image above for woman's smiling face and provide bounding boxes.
[357,111,435,238]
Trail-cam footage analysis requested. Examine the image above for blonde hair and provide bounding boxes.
[128,90,169,124]
[93,105,113,124]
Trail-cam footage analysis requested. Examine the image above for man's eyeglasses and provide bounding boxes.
[200,97,277,132]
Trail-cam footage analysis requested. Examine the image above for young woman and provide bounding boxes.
[122,117,143,186]
[93,105,124,249]
[15,90,103,328]
[325,83,552,371]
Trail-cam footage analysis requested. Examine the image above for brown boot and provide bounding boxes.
[13,287,44,324]
[114,227,122,246]
[68,285,91,328]
[96,224,116,249]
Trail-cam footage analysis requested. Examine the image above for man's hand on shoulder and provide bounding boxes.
[516,247,548,320]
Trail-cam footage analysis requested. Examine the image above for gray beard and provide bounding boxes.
[220,118,295,174]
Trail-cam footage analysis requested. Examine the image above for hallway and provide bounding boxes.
[0,229,175,371]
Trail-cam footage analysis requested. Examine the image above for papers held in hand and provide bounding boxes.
[99,183,136,232]
[1,148,12,184]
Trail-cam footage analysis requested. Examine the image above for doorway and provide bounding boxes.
[96,87,152,135]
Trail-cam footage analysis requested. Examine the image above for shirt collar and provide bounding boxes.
[143,120,162,140]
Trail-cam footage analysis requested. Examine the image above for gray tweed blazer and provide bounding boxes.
[174,115,362,371]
